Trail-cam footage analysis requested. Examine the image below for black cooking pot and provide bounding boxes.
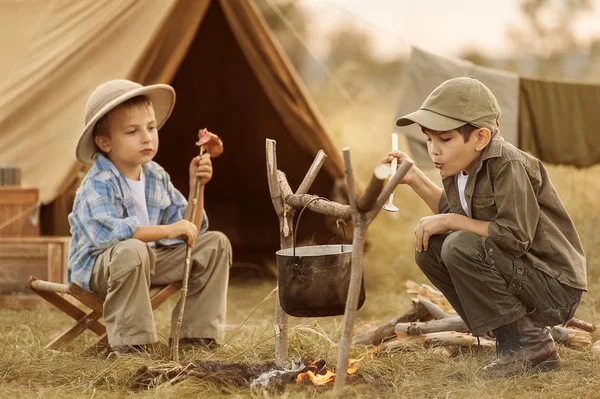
[276,197,366,317]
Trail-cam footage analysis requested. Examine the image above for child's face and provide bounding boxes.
[98,103,158,179]
[424,129,482,176]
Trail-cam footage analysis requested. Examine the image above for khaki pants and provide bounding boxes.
[90,231,231,347]
[415,231,581,336]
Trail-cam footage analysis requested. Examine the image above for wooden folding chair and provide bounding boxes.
[27,276,182,351]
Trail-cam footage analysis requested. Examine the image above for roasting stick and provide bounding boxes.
[383,133,399,212]
[171,128,223,362]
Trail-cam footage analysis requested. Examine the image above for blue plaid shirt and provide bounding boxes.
[68,154,208,290]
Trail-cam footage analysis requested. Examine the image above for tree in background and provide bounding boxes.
[254,0,310,75]
[462,0,600,82]
[509,0,595,80]
[256,0,403,122]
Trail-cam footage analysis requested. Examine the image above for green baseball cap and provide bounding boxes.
[395,76,501,132]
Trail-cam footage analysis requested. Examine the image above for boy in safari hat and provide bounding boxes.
[385,76,586,376]
[68,79,231,355]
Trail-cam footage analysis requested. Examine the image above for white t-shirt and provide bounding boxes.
[125,171,154,246]
[456,171,470,217]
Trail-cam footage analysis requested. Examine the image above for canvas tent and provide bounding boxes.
[0,0,349,266]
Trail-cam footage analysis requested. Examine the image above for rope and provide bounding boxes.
[0,200,42,232]
[321,0,411,49]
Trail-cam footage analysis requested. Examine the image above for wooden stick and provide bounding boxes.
[565,318,596,333]
[395,316,468,337]
[284,193,352,219]
[334,148,361,393]
[353,300,430,346]
[357,164,391,212]
[171,144,205,362]
[417,297,454,320]
[551,326,592,348]
[378,331,495,353]
[370,159,414,217]
[296,150,327,194]
[266,139,290,367]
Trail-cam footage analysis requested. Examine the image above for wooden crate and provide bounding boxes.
[0,236,70,307]
[0,185,40,236]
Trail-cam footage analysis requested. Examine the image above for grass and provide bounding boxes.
[2,91,600,398]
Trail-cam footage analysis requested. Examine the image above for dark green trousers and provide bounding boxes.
[415,231,581,335]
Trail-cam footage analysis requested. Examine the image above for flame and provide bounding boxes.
[296,370,336,385]
[347,357,363,375]
[295,357,363,386]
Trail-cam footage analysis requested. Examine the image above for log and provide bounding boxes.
[353,300,429,346]
[417,297,454,320]
[378,331,494,353]
[284,193,352,220]
[405,280,455,314]
[357,164,390,212]
[551,326,592,349]
[395,316,468,337]
[565,318,596,333]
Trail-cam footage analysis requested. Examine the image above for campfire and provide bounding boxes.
[294,357,362,386]
[131,357,364,391]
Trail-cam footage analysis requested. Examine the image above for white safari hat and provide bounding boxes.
[76,79,176,165]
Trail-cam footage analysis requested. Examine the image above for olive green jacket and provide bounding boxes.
[439,136,587,291]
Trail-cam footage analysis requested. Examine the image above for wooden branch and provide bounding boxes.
[370,159,413,216]
[417,297,454,320]
[357,164,390,212]
[266,140,283,216]
[551,326,592,349]
[341,147,358,214]
[334,147,362,392]
[395,316,468,337]
[334,228,366,391]
[406,280,455,314]
[378,331,495,353]
[296,150,327,195]
[266,139,289,367]
[353,300,429,346]
[171,143,205,362]
[565,318,596,333]
[284,194,352,220]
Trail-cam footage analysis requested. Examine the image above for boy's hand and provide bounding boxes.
[189,153,213,187]
[382,150,417,185]
[166,220,198,247]
[414,214,451,252]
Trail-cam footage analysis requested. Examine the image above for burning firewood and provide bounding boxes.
[250,358,363,388]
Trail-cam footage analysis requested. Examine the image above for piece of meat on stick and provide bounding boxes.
[196,128,224,157]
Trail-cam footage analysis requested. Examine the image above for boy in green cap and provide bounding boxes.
[386,76,587,376]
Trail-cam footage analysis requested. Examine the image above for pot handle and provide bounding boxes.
[293,197,347,256]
